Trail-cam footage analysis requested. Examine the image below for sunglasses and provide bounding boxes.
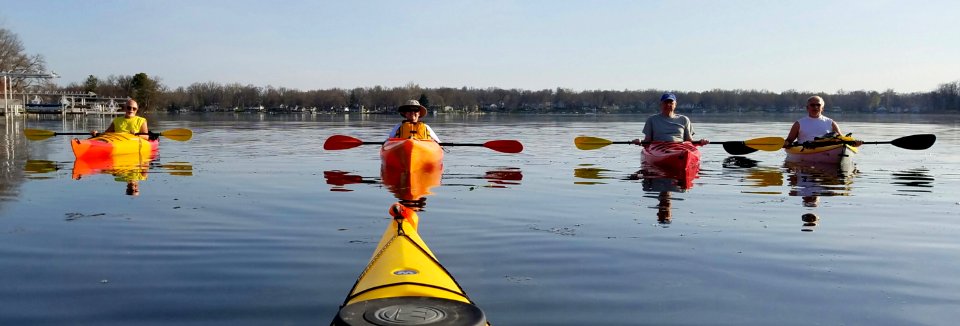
[124,106,138,110]
[808,103,822,107]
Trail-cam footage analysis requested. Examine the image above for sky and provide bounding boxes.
[2,0,958,93]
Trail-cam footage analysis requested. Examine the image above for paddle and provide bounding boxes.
[24,128,193,142]
[323,135,524,153]
[789,134,936,151]
[720,137,786,155]
[574,136,784,154]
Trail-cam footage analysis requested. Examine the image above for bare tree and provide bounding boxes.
[0,28,48,91]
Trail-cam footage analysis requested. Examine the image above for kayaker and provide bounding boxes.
[91,99,152,140]
[783,96,862,147]
[631,93,708,146]
[387,99,440,142]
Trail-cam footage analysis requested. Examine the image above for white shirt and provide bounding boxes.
[796,116,835,143]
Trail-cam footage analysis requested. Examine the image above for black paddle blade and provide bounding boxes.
[891,134,936,150]
[723,142,759,155]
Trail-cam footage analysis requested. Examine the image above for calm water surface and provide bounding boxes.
[2,113,959,325]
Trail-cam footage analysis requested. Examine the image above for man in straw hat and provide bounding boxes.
[386,100,440,142]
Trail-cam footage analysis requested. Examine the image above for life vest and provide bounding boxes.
[395,121,431,140]
[111,116,147,134]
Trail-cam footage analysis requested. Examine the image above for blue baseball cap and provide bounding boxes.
[660,93,677,102]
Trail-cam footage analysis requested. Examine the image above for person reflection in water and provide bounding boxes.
[801,213,819,232]
[640,176,684,225]
[114,167,147,196]
[126,180,140,196]
[656,192,672,224]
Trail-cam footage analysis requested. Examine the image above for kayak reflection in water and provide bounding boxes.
[398,197,427,211]
[786,161,854,207]
[73,156,150,197]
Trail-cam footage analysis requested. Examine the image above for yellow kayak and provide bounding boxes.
[332,203,487,326]
[785,133,858,169]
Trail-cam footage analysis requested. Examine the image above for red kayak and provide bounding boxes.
[641,141,701,182]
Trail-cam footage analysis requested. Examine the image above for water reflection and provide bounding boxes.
[2,120,30,202]
[24,159,63,179]
[322,170,378,192]
[323,167,522,210]
[784,161,855,207]
[891,168,934,194]
[572,164,615,185]
[722,156,858,231]
[21,155,193,196]
[640,177,692,225]
[640,162,695,225]
[380,163,443,209]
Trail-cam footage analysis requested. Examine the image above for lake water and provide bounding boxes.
[2,113,959,325]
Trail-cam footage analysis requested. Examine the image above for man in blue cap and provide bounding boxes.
[632,92,708,146]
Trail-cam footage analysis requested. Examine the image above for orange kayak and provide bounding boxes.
[380,138,443,174]
[71,133,158,159]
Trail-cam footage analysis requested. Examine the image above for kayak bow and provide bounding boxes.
[332,203,487,326]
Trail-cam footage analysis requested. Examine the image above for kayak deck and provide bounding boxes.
[333,204,487,326]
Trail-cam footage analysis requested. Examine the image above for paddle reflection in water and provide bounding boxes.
[24,160,64,179]
[322,170,379,192]
[891,168,934,194]
[722,156,784,192]
[572,164,616,185]
[323,167,522,210]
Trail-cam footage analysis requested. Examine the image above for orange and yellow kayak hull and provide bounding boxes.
[71,133,158,160]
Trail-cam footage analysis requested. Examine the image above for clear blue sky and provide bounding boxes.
[2,0,958,93]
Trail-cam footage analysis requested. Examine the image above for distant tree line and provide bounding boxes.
[61,79,959,114]
[4,27,959,114]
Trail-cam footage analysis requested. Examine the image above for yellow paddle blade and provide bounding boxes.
[574,136,614,150]
[159,128,193,141]
[23,129,57,141]
[743,137,785,151]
